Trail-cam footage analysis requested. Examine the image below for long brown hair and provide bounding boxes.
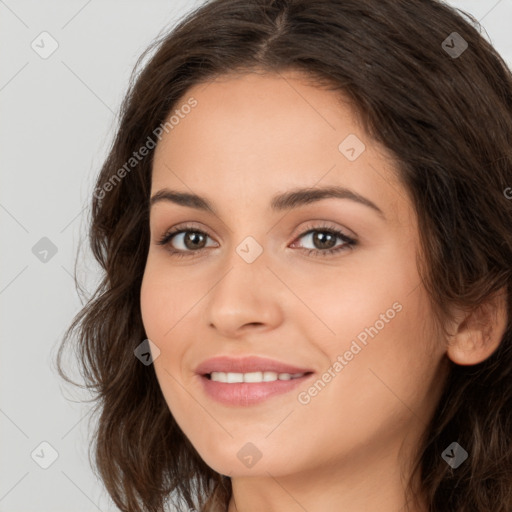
[56,0,512,510]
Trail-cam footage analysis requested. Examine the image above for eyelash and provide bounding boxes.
[156,222,357,259]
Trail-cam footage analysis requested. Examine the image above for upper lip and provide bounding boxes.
[195,356,314,375]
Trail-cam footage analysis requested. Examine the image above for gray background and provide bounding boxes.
[1,1,511,510]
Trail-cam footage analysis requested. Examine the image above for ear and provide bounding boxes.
[446,287,509,366]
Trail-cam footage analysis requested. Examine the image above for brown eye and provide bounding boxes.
[304,230,338,250]
[158,228,215,253]
[291,225,357,257]
[175,231,208,250]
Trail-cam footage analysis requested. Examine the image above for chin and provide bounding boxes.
[200,441,305,478]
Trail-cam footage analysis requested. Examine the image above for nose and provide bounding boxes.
[204,251,285,338]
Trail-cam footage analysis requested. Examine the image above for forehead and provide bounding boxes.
[151,71,410,228]
[154,70,359,171]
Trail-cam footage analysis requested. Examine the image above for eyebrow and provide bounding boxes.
[149,185,385,219]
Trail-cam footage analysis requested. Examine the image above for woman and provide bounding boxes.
[57,0,512,511]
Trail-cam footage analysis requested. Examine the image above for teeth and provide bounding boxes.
[209,371,307,383]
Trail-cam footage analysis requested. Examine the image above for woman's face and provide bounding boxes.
[140,70,450,480]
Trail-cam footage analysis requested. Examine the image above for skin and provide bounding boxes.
[140,70,508,512]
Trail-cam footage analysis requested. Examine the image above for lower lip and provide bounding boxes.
[198,373,314,406]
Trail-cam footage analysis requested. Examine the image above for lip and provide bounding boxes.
[195,355,313,375]
[195,355,315,407]
[199,373,314,406]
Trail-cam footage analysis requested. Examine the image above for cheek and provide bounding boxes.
[139,258,206,401]
[140,268,168,340]
[140,257,197,340]
[306,245,440,409]
[291,295,441,467]
[294,252,409,352]
[313,286,441,423]
[139,263,195,410]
